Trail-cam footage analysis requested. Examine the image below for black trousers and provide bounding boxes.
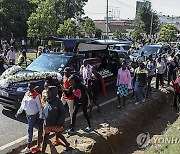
[72,102,91,128]
[156,73,164,89]
[174,92,180,108]
[146,76,153,98]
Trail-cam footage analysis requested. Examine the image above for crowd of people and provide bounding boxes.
[0,36,179,153]
[13,49,179,153]
[14,60,107,153]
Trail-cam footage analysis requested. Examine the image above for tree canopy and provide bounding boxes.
[57,19,77,38]
[130,29,143,41]
[82,17,96,37]
[0,0,88,39]
[159,24,178,41]
[0,0,38,38]
[135,1,160,35]
[27,0,59,38]
[113,30,122,39]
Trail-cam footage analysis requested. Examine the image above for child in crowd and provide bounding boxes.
[15,82,43,153]
[42,86,70,153]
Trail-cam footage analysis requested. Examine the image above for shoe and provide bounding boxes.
[84,127,93,132]
[21,147,31,153]
[135,102,139,105]
[52,139,60,146]
[142,99,145,103]
[63,146,71,152]
[117,105,121,109]
[67,128,76,135]
[31,146,41,153]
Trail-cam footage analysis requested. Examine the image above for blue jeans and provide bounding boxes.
[26,113,39,143]
[134,82,145,103]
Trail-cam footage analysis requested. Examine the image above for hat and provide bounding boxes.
[63,67,75,73]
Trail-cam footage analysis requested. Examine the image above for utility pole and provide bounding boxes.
[150,12,154,38]
[106,0,109,38]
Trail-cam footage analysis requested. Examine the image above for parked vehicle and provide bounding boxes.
[0,42,129,109]
[129,44,171,61]
[110,44,131,53]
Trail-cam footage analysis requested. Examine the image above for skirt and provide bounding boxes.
[117,84,128,97]
[44,126,64,134]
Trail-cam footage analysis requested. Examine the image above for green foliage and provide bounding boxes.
[131,29,143,41]
[95,28,102,39]
[0,0,88,39]
[135,1,160,35]
[113,30,122,39]
[55,0,88,23]
[0,0,38,38]
[159,24,178,41]
[57,19,77,38]
[82,17,96,37]
[27,0,59,38]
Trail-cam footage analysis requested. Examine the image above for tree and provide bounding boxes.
[0,0,38,38]
[27,0,59,38]
[135,1,160,35]
[55,0,88,23]
[95,28,102,39]
[159,24,178,41]
[57,19,77,38]
[131,29,143,41]
[82,17,96,37]
[113,30,122,39]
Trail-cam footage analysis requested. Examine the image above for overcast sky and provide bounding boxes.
[83,0,180,20]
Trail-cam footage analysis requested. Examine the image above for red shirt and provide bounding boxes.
[62,76,74,100]
[172,77,180,92]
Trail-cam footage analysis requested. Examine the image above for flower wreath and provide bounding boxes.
[0,66,62,88]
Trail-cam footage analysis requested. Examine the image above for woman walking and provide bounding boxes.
[15,82,43,153]
[42,86,70,153]
[64,75,93,134]
[116,62,132,108]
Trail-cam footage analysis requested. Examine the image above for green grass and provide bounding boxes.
[145,117,180,154]
[15,52,37,63]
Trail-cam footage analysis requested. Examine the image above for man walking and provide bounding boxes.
[6,46,15,65]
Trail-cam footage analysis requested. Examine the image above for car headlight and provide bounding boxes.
[17,87,27,92]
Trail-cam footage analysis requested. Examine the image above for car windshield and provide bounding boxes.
[138,46,161,56]
[26,54,70,72]
[113,45,130,51]
[122,46,130,50]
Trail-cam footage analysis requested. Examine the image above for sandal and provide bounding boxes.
[52,139,60,146]
[31,146,41,153]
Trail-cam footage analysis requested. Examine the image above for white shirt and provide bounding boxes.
[22,40,26,45]
[6,50,15,61]
[156,60,166,74]
[17,92,43,118]
[81,64,92,85]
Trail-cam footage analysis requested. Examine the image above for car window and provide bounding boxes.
[26,54,70,72]
[122,46,130,51]
[138,46,161,55]
[114,46,121,50]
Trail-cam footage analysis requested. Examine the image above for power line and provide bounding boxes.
[110,0,135,10]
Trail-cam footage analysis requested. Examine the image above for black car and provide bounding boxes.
[0,42,127,109]
[130,44,171,61]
